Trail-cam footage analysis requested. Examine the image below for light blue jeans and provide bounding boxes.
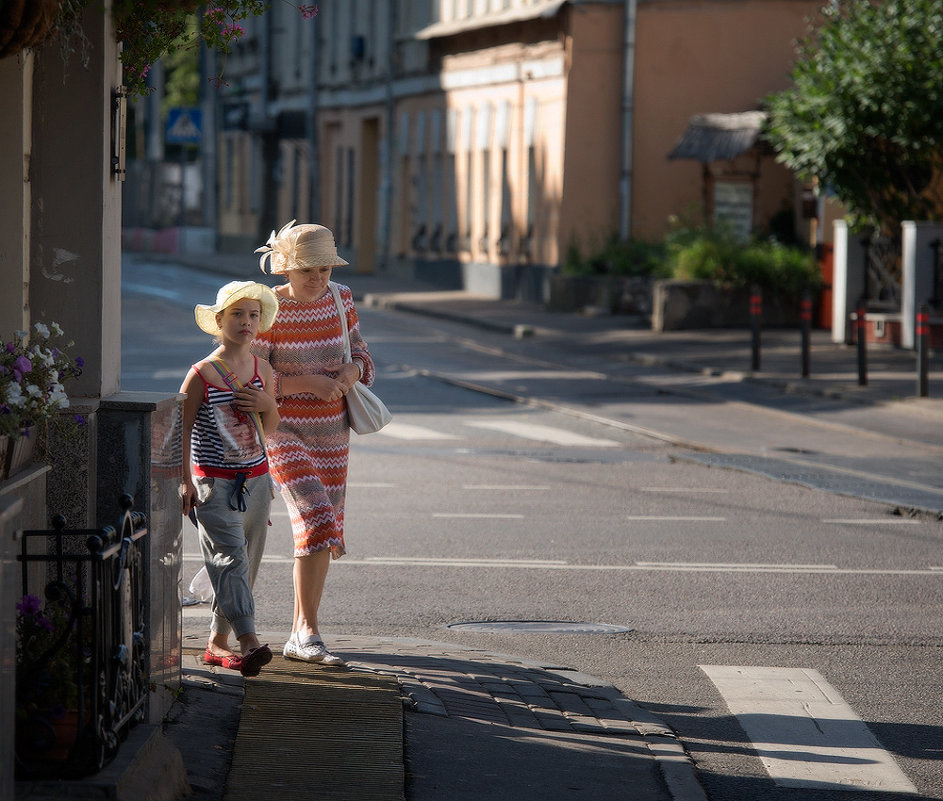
[194,473,271,640]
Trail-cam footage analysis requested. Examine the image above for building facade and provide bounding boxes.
[214,0,823,299]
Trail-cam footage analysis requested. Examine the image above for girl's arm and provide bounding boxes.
[178,367,205,515]
[231,360,281,434]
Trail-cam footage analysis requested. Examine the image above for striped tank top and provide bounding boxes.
[190,360,268,478]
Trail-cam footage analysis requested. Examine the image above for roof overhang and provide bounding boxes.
[668,111,768,163]
[415,0,567,40]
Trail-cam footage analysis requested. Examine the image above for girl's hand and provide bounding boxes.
[181,480,198,517]
[233,384,276,413]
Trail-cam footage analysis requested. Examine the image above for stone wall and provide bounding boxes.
[651,279,803,331]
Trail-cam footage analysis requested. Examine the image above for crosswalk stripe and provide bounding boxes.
[626,516,726,521]
[180,553,943,575]
[376,421,462,440]
[822,518,920,525]
[700,665,918,794]
[464,419,621,447]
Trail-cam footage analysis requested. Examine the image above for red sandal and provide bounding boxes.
[203,650,243,670]
[239,644,272,677]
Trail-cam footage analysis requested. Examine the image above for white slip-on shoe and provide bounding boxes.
[283,635,346,666]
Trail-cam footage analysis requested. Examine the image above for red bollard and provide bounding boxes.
[750,287,762,371]
[917,304,930,397]
[856,298,867,386]
[800,292,812,378]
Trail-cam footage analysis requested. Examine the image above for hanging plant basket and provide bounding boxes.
[0,0,61,60]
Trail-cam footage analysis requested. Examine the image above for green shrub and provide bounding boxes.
[665,224,820,302]
[562,233,669,278]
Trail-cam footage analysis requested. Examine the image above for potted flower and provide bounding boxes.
[19,0,317,98]
[0,321,84,480]
[15,590,90,765]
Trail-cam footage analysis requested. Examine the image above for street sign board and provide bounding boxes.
[166,107,202,144]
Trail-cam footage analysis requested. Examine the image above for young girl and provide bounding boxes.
[180,280,280,677]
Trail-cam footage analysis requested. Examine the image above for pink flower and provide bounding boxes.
[222,24,245,40]
[298,4,318,19]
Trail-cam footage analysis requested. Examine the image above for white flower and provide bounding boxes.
[25,384,42,399]
[50,322,63,337]
[4,383,25,407]
[48,389,69,409]
[33,322,50,339]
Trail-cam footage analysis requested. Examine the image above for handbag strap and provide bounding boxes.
[209,357,267,456]
[329,282,353,365]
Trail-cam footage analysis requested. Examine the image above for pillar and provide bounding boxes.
[29,2,123,526]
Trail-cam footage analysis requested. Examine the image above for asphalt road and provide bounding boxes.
[124,255,943,801]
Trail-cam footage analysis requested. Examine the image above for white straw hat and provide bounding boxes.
[255,220,350,274]
[194,281,279,335]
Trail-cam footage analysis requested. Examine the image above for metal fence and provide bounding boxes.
[15,495,149,779]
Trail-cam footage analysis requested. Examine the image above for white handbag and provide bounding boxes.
[329,282,392,435]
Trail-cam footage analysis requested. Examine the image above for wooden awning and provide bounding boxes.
[668,111,768,162]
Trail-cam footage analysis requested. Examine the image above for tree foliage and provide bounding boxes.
[764,0,943,235]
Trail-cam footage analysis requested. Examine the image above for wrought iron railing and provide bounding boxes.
[15,495,148,779]
[859,235,902,310]
[930,238,943,310]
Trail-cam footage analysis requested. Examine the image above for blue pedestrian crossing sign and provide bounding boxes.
[166,107,202,144]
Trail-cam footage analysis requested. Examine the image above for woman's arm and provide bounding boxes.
[343,289,376,386]
[278,372,346,401]
[252,327,345,400]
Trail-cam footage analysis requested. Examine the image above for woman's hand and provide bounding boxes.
[325,361,362,392]
[277,372,349,400]
[305,374,347,401]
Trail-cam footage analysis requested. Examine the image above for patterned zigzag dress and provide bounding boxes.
[251,282,375,559]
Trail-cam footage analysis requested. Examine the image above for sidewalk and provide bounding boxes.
[165,635,696,801]
[115,251,943,801]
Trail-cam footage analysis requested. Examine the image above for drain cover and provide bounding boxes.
[447,620,633,634]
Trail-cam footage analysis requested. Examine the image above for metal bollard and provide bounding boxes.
[800,291,812,378]
[856,298,868,386]
[917,304,930,397]
[750,286,762,371]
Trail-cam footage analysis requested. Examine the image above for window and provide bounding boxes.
[478,103,493,255]
[345,147,355,246]
[445,108,459,252]
[522,97,538,261]
[462,107,475,251]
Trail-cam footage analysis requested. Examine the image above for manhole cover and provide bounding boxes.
[447,620,633,634]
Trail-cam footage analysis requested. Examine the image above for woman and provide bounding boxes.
[251,220,376,666]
